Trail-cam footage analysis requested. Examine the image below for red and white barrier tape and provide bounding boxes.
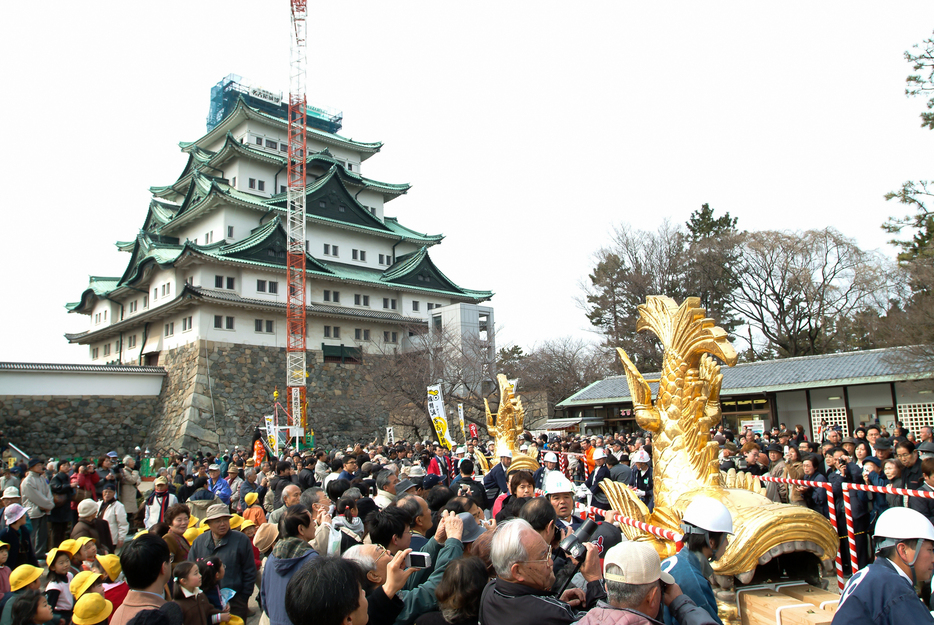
[758,475,844,592]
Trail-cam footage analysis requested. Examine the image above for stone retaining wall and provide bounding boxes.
[0,395,160,458]
[147,340,392,453]
[2,340,396,457]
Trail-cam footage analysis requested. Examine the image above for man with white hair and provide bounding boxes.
[374,470,399,510]
[345,510,464,624]
[576,542,718,625]
[478,518,604,624]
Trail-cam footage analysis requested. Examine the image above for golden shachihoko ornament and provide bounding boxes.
[601,296,838,585]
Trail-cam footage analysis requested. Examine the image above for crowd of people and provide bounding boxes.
[0,420,931,625]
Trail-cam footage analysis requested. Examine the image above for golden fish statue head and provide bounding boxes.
[481,374,540,475]
[602,296,838,587]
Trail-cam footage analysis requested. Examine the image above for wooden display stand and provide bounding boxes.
[774,583,839,613]
[736,588,833,625]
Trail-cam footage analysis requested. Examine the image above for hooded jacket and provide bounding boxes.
[261,537,319,625]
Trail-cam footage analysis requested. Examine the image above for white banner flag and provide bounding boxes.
[264,414,277,449]
[386,427,395,444]
[427,384,455,449]
[457,403,466,442]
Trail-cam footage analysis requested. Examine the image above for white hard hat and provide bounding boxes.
[874,507,934,551]
[593,448,607,460]
[543,452,558,463]
[520,444,529,451]
[681,496,734,535]
[631,449,650,464]
[543,472,575,495]
[497,447,513,459]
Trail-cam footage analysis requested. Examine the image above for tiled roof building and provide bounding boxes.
[555,347,934,439]
[67,82,492,367]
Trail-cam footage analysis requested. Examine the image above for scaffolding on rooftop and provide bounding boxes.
[206,73,342,134]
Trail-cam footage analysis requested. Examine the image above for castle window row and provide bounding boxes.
[255,319,275,333]
[215,276,236,290]
[256,280,279,294]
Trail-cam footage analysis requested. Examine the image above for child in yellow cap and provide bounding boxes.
[45,548,75,624]
[91,554,128,612]
[71,592,113,625]
[0,564,43,624]
[0,541,10,600]
[69,571,103,601]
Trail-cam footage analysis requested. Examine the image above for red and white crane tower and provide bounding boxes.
[285,0,308,438]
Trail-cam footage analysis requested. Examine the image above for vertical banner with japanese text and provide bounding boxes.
[427,384,455,450]
[457,403,466,443]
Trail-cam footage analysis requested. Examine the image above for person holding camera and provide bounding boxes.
[578,542,718,625]
[660,497,732,625]
[479,518,605,625]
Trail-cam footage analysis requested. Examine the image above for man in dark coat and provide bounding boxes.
[188,504,256,620]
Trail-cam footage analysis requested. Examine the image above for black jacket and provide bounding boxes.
[478,577,605,625]
[296,468,316,491]
[49,472,74,523]
[365,585,405,625]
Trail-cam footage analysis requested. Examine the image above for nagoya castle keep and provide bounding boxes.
[59,75,494,453]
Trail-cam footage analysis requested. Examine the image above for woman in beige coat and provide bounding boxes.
[784,446,806,506]
[119,456,141,517]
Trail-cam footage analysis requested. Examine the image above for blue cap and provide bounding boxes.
[106,451,119,458]
[422,474,443,490]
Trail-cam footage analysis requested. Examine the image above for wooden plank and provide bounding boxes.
[737,588,833,625]
[775,583,839,613]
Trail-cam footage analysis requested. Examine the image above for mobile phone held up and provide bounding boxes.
[405,552,432,569]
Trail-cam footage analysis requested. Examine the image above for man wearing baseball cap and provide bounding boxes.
[206,464,231,507]
[576,542,718,625]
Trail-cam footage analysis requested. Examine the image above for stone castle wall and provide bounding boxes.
[1,340,393,458]
[0,395,161,458]
[148,339,392,453]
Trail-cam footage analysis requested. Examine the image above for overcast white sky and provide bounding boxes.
[1,2,933,364]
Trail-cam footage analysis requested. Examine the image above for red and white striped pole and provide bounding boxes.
[825,487,845,592]
[841,483,859,575]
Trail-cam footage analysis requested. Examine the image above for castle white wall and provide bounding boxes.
[0,370,165,396]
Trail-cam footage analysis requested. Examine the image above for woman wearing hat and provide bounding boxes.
[143,478,178,529]
[72,500,107,551]
[98,483,128,553]
[226,466,243,513]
